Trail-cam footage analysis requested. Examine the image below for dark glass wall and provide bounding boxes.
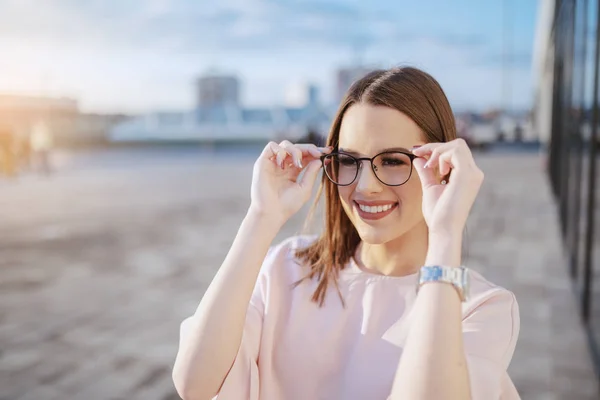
[549,0,600,375]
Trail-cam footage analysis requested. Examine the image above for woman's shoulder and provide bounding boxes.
[258,234,318,280]
[464,269,519,320]
[271,234,319,254]
[462,270,520,366]
[264,234,318,263]
[249,235,320,309]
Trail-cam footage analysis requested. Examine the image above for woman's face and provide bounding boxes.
[336,103,427,244]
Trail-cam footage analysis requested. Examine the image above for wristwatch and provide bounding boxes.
[417,266,470,302]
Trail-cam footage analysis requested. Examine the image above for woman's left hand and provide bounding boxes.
[411,139,484,236]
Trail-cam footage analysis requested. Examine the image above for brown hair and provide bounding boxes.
[294,66,458,306]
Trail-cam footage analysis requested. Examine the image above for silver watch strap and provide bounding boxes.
[417,266,470,301]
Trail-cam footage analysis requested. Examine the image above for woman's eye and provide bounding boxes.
[381,158,406,166]
[338,157,356,166]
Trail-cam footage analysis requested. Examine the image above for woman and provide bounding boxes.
[173,67,520,399]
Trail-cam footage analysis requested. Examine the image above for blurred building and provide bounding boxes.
[0,95,128,146]
[285,82,320,109]
[0,94,129,146]
[533,0,600,378]
[110,82,332,143]
[197,74,240,108]
[75,113,131,145]
[0,94,78,145]
[336,66,374,102]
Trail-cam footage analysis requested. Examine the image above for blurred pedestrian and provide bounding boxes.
[30,120,54,176]
[15,134,32,172]
[0,124,17,178]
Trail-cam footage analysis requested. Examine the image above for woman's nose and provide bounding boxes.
[355,162,383,193]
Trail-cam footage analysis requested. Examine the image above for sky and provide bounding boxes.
[0,0,540,114]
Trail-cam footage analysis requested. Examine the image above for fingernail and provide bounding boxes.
[412,145,422,149]
[424,160,430,168]
[297,160,303,168]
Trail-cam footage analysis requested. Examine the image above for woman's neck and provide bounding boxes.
[355,220,429,277]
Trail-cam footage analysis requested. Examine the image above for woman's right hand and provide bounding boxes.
[249,140,332,225]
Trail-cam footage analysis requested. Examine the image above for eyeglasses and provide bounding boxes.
[321,150,417,186]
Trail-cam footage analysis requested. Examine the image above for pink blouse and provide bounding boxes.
[180,235,520,399]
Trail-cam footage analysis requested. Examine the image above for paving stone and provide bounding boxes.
[15,384,62,400]
[0,151,598,398]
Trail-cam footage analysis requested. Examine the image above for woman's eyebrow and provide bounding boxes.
[338,146,411,155]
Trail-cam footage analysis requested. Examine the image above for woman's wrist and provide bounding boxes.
[245,207,287,231]
[424,232,463,268]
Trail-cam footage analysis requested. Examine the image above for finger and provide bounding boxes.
[411,142,446,156]
[415,141,472,171]
[280,142,304,168]
[424,148,442,169]
[286,143,332,159]
[280,141,332,152]
[436,145,478,178]
[275,147,293,169]
[264,145,290,169]
[438,150,456,176]
[285,144,333,169]
[260,141,281,159]
[440,144,473,172]
[262,142,292,168]
[412,140,465,157]
[301,144,333,158]
[413,143,449,171]
[412,156,438,188]
[297,159,322,195]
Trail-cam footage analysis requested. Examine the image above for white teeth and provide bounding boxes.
[358,203,395,213]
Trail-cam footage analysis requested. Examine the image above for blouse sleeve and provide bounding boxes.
[462,288,520,400]
[212,300,263,400]
[213,247,275,400]
[179,247,275,400]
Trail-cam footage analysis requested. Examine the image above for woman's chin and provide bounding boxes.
[355,226,396,245]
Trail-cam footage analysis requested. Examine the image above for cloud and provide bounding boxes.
[0,0,491,54]
[0,0,535,112]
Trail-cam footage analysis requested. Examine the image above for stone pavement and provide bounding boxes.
[0,149,598,399]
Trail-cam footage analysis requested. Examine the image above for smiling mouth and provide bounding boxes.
[353,201,399,220]
[356,203,397,214]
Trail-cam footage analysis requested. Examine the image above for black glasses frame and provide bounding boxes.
[320,150,417,187]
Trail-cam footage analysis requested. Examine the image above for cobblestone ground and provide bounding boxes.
[0,149,598,400]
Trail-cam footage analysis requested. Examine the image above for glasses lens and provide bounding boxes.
[323,154,358,185]
[372,152,412,185]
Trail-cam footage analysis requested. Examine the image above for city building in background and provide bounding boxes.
[110,75,332,144]
[285,82,320,108]
[534,0,600,378]
[113,67,541,146]
[197,74,240,108]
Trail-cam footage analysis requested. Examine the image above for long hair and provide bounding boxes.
[293,66,458,307]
